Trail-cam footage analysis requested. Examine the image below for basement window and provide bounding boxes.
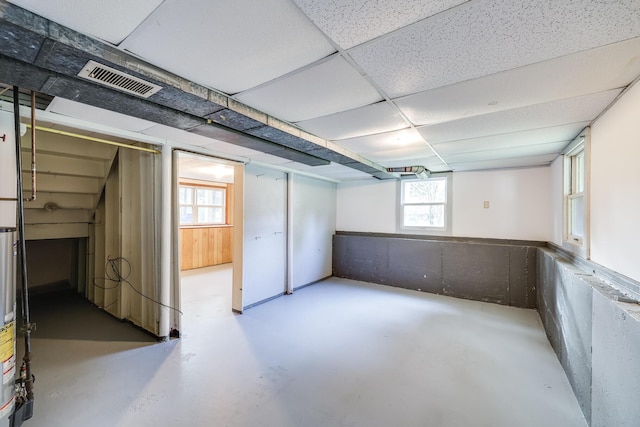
[400,176,450,232]
[563,129,589,256]
[568,150,585,243]
[179,185,226,225]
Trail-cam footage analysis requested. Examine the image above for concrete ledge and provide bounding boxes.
[335,230,547,247]
[537,247,640,427]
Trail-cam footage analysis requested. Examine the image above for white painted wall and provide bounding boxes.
[336,179,396,233]
[590,81,640,282]
[290,174,336,289]
[337,167,551,241]
[452,168,551,241]
[242,164,287,307]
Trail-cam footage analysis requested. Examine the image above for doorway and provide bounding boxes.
[175,152,238,331]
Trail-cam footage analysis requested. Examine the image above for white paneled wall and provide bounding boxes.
[290,175,336,289]
[336,179,397,233]
[240,165,337,309]
[590,81,640,283]
[547,79,640,283]
[337,167,552,241]
[452,168,551,241]
[242,164,288,307]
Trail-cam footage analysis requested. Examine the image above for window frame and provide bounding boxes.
[563,128,590,257]
[179,183,226,226]
[398,174,452,235]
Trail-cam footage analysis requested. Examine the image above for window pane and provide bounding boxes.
[197,188,224,206]
[570,196,584,238]
[179,206,193,224]
[197,188,214,205]
[212,189,224,205]
[179,187,193,204]
[197,207,224,223]
[404,205,445,228]
[404,180,446,204]
[576,151,585,193]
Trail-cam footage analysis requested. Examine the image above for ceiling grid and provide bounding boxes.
[1,0,640,178]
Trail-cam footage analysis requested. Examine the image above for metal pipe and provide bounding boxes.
[387,165,430,180]
[25,124,160,154]
[23,91,36,202]
[13,86,34,402]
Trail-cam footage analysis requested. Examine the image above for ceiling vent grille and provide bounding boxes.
[78,60,162,98]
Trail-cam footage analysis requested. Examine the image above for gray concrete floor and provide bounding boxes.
[19,265,587,427]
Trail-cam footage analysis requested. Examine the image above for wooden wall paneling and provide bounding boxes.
[179,226,233,270]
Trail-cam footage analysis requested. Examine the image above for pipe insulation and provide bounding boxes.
[386,166,431,180]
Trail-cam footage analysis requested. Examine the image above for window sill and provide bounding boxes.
[561,239,588,259]
[399,227,451,236]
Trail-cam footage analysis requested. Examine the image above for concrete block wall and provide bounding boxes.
[333,232,540,308]
[537,248,640,427]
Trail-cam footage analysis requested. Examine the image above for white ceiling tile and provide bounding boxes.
[143,124,217,145]
[382,157,444,169]
[246,152,294,165]
[396,37,640,126]
[338,128,424,153]
[449,154,558,171]
[235,55,382,122]
[432,123,587,156]
[47,97,156,132]
[428,164,452,173]
[418,90,620,144]
[293,0,467,49]
[8,0,163,45]
[291,162,371,180]
[441,141,568,164]
[350,0,640,97]
[280,162,316,171]
[364,146,436,162]
[324,171,373,181]
[296,102,408,140]
[303,163,352,174]
[119,0,335,94]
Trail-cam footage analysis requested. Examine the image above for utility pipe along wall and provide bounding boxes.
[0,107,19,427]
[0,90,34,426]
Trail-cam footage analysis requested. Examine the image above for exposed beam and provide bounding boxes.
[0,1,396,179]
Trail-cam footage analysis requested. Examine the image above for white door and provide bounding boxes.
[242,164,287,307]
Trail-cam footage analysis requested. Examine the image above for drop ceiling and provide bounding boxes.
[4,0,640,179]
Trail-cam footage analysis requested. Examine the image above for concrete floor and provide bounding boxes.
[19,265,587,427]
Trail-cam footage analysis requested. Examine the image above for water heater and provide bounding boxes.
[0,109,17,427]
